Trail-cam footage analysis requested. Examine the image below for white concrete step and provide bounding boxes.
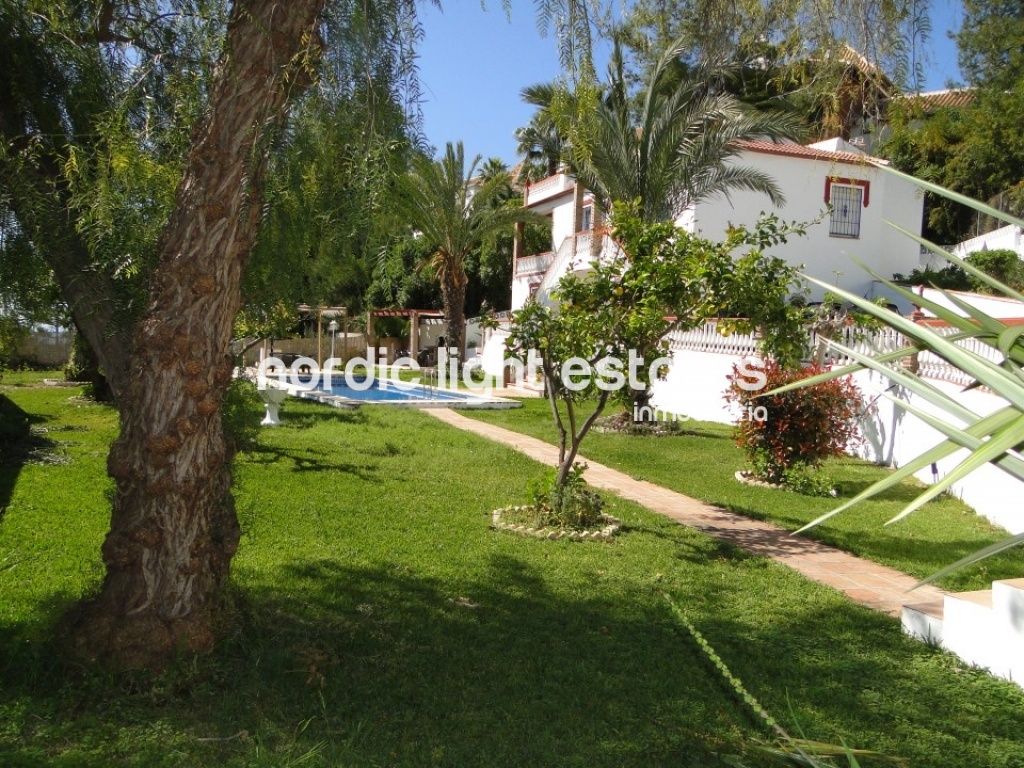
[992,579,1024,682]
[902,600,944,645]
[992,578,1024,635]
[942,590,999,670]
[902,581,1024,689]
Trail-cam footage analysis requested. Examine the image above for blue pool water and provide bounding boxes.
[313,374,479,403]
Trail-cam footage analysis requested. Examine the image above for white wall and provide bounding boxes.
[649,349,748,424]
[850,368,1024,534]
[551,202,577,253]
[511,272,533,311]
[682,151,924,302]
[953,225,1023,258]
[918,287,1024,319]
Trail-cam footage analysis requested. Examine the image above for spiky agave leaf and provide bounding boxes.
[769,167,1024,579]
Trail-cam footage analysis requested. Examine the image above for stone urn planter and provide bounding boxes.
[259,385,289,426]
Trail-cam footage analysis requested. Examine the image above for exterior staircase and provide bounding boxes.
[903,578,1024,688]
[534,229,622,307]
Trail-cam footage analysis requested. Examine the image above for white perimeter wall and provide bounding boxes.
[650,348,1024,534]
[682,153,924,302]
[953,225,1023,258]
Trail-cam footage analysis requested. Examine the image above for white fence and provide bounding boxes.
[952,224,1023,258]
[524,174,574,206]
[667,322,993,388]
[17,327,72,367]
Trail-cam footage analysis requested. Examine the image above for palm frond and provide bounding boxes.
[783,169,1024,578]
[576,33,802,223]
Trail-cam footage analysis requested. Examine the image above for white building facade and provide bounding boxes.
[511,139,926,312]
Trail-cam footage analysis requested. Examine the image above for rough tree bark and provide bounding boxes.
[440,271,467,361]
[67,0,326,669]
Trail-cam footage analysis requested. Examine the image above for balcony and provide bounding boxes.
[515,251,554,277]
[524,174,575,207]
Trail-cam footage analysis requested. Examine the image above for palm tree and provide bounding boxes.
[479,157,509,182]
[398,141,543,357]
[478,157,516,205]
[514,82,569,180]
[575,38,805,224]
[571,40,804,420]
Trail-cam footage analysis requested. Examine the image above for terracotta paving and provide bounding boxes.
[429,408,948,617]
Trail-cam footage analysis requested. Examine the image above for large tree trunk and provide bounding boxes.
[67,0,325,670]
[65,324,114,403]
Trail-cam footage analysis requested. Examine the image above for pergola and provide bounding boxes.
[366,309,445,360]
[296,304,349,365]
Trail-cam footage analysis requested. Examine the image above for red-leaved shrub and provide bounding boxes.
[725,360,865,488]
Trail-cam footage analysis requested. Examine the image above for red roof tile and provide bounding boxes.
[733,140,881,166]
[897,88,976,112]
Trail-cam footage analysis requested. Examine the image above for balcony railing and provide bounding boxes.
[515,251,554,277]
[524,174,575,207]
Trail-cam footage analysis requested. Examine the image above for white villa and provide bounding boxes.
[510,137,927,314]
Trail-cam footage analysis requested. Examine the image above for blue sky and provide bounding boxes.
[415,0,967,166]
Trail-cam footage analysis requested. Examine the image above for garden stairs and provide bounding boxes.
[903,579,1024,688]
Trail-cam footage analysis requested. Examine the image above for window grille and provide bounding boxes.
[829,185,863,238]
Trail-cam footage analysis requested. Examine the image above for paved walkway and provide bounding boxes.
[428,408,948,617]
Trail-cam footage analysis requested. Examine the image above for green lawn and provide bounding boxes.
[1,375,1023,766]
[465,397,1024,592]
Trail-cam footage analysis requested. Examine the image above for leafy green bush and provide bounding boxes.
[965,248,1024,292]
[726,361,864,490]
[527,463,605,529]
[222,377,262,454]
[896,250,1024,295]
[893,264,971,291]
[63,332,91,382]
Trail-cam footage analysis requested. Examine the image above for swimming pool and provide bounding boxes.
[271,374,520,410]
[321,376,475,402]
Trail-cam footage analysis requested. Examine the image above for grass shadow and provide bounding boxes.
[279,408,369,430]
[9,554,1024,767]
[0,395,60,523]
[243,443,379,480]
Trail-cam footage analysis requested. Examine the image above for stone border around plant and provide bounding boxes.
[734,469,839,497]
[734,470,787,490]
[490,507,622,541]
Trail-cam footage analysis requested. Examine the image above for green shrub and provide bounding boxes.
[63,332,91,382]
[222,377,262,454]
[965,248,1024,292]
[894,250,1024,295]
[725,361,864,490]
[526,463,605,529]
[893,264,971,291]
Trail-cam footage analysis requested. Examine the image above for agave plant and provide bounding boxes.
[770,166,1024,584]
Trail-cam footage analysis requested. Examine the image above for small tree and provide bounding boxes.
[507,210,807,510]
[612,209,808,420]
